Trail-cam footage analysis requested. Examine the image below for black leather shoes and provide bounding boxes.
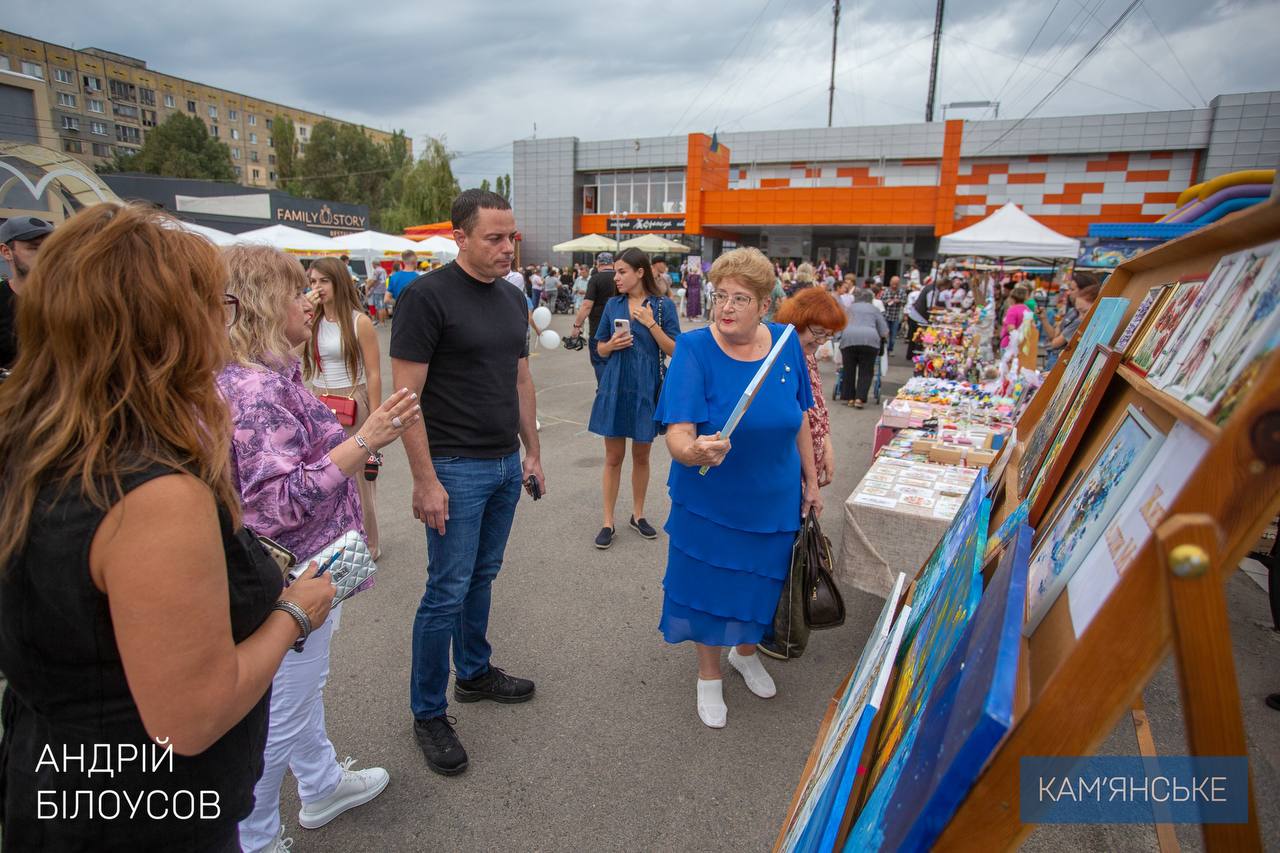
[629,516,658,539]
[454,665,535,704]
[414,715,468,776]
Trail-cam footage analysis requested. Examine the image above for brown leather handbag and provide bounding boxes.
[799,509,845,629]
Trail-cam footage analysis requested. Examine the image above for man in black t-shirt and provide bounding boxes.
[570,252,618,384]
[390,190,543,778]
[0,216,55,370]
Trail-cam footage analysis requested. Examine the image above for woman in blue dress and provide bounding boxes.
[655,247,822,729]
[588,248,681,550]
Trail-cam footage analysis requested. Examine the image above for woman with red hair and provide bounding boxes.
[759,287,846,660]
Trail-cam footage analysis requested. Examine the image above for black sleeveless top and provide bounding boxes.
[0,465,282,851]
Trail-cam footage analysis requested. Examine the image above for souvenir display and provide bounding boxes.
[1126,278,1205,375]
[1024,405,1165,636]
[1113,284,1169,353]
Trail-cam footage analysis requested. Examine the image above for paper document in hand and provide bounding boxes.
[699,324,795,475]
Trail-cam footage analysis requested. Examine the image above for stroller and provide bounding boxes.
[552,284,574,314]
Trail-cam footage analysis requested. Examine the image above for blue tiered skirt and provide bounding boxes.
[659,501,796,647]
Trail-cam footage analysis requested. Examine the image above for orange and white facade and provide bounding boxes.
[514,90,1279,270]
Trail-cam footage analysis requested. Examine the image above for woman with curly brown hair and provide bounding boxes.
[0,204,336,851]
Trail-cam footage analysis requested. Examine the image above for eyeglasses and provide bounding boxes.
[223,293,240,327]
[710,292,755,309]
[806,326,834,342]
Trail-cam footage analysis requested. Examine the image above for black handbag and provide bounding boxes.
[798,508,845,629]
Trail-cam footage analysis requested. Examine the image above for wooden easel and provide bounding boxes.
[786,199,1280,852]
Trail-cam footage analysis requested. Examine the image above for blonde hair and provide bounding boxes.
[795,262,816,284]
[222,244,307,369]
[0,203,239,566]
[709,247,775,302]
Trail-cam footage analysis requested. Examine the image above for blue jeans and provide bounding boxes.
[886,318,901,352]
[410,451,523,720]
[588,337,606,385]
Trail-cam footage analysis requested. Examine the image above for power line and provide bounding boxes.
[976,0,1144,154]
[1069,0,1197,108]
[1140,1,1207,106]
[1004,0,1105,111]
[991,0,1064,109]
[665,0,778,136]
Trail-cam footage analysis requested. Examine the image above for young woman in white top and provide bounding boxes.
[304,256,384,557]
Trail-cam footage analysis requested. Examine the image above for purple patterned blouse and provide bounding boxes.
[216,358,364,561]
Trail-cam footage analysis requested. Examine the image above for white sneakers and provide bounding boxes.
[297,757,390,830]
[697,678,727,728]
[728,648,777,698]
[696,650,778,728]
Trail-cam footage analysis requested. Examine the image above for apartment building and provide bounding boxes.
[0,30,406,190]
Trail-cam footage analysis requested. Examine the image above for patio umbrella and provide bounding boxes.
[552,234,618,253]
[618,233,691,254]
[416,235,459,260]
[329,230,422,257]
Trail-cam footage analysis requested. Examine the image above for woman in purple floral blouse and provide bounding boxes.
[217,245,421,851]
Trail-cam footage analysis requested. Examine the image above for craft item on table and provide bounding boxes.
[698,324,794,475]
[898,476,937,489]
[861,485,894,498]
[778,575,908,853]
[876,525,1031,853]
[1065,423,1210,635]
[901,495,936,509]
[865,471,896,484]
[1024,405,1165,636]
[1017,297,1131,494]
[1183,243,1280,413]
[1127,278,1205,375]
[932,497,965,519]
[894,485,936,500]
[1025,346,1121,525]
[854,493,899,509]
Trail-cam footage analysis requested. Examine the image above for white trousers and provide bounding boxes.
[239,607,343,853]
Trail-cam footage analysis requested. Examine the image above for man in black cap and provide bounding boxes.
[571,251,617,385]
[0,215,55,369]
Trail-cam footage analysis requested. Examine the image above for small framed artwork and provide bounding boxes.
[1025,346,1122,528]
[1115,284,1171,355]
[1127,277,1205,376]
[1023,404,1165,636]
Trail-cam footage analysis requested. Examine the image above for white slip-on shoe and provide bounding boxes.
[696,678,727,728]
[297,757,390,830]
[728,648,777,698]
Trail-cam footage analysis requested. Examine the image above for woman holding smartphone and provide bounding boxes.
[587,248,681,550]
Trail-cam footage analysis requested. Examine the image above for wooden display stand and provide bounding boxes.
[790,199,1280,851]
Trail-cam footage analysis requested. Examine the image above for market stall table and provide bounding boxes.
[837,457,980,599]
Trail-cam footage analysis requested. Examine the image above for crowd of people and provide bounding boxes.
[0,190,1099,848]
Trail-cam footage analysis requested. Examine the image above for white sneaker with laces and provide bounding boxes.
[697,678,727,729]
[728,648,777,698]
[265,823,293,853]
[297,756,390,830]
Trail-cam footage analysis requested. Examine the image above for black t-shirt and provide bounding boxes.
[389,261,530,458]
[585,269,617,335]
[0,281,17,369]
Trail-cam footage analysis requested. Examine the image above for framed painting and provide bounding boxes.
[1114,284,1170,354]
[1127,278,1205,376]
[878,524,1032,852]
[1025,346,1122,527]
[1017,297,1130,495]
[1023,405,1165,636]
[1146,253,1250,387]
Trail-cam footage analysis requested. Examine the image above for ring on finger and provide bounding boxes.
[392,416,404,429]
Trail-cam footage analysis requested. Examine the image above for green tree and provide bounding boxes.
[380,136,460,233]
[479,178,491,193]
[96,113,235,181]
[495,173,511,201]
[271,115,299,187]
[290,120,389,208]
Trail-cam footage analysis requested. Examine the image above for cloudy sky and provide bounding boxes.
[9,0,1278,185]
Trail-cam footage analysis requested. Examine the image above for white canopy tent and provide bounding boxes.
[330,230,421,257]
[169,219,237,246]
[415,235,459,261]
[552,234,617,253]
[618,233,691,254]
[937,202,1080,260]
[231,224,342,257]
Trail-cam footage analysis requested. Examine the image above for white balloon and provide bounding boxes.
[539,329,562,350]
[676,288,686,298]
[531,306,552,330]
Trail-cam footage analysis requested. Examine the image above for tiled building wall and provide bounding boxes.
[1203,92,1280,178]
[728,160,941,189]
[951,151,1197,223]
[512,137,577,266]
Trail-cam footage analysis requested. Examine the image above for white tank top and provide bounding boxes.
[314,311,365,389]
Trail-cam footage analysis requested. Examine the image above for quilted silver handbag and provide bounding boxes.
[288,529,377,604]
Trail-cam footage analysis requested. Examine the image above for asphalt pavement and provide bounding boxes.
[284,314,1279,852]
